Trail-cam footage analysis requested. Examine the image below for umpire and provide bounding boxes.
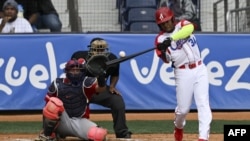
[71,37,132,139]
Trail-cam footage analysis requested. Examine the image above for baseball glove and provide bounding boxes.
[86,55,109,77]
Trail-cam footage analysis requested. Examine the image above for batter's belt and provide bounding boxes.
[178,60,202,69]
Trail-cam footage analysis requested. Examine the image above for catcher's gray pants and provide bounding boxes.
[55,111,97,140]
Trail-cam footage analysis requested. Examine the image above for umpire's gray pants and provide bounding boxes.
[55,111,97,140]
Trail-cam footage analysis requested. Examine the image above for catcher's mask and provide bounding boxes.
[64,58,86,86]
[87,37,109,57]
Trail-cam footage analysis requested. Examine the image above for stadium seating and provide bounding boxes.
[119,0,158,26]
[122,0,157,18]
[124,0,157,9]
[123,7,156,30]
[129,22,159,32]
[128,8,156,23]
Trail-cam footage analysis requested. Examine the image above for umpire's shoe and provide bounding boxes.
[116,131,132,138]
[124,132,132,138]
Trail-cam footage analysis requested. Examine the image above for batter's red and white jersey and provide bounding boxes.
[156,20,202,68]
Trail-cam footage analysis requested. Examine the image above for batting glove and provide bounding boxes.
[157,37,172,51]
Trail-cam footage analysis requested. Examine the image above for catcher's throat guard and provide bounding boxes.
[86,55,109,77]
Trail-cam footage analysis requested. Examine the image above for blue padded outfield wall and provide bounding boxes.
[0,33,249,110]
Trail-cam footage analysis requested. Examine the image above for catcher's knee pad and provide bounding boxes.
[43,97,64,120]
[87,126,107,141]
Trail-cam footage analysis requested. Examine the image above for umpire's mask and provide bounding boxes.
[87,38,109,57]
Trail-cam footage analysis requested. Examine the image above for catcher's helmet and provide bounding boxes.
[155,7,174,24]
[64,58,86,86]
[64,58,85,72]
[88,37,109,57]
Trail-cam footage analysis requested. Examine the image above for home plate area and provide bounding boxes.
[31,137,193,141]
[5,134,205,141]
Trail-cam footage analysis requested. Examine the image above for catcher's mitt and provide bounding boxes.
[86,55,109,77]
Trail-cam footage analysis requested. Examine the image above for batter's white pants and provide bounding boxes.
[174,64,212,140]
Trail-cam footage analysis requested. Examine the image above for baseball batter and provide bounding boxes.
[154,7,212,141]
[39,58,107,141]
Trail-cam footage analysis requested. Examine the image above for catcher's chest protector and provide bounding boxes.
[56,79,88,118]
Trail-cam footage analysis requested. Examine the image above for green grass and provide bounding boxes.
[0,120,250,134]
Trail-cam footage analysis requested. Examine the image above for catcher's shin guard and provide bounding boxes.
[87,126,108,141]
[43,97,64,136]
[43,117,58,137]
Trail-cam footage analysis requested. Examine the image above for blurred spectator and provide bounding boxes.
[160,0,201,31]
[0,0,62,32]
[33,0,62,32]
[0,0,39,27]
[0,0,33,33]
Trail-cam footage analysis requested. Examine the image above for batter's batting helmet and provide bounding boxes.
[155,7,174,24]
[87,37,109,57]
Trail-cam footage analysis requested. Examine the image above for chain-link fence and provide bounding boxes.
[212,0,250,32]
[227,6,250,32]
[50,0,250,32]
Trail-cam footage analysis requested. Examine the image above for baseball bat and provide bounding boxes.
[106,47,155,66]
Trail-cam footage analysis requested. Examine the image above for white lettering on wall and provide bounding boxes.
[0,42,65,95]
[46,42,57,83]
[0,43,249,96]
[225,58,250,91]
[131,48,250,92]
[130,52,160,84]
[5,57,27,86]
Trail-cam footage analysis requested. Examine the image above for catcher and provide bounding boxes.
[71,37,132,138]
[39,58,107,141]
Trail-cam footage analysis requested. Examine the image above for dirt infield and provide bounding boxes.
[0,111,249,141]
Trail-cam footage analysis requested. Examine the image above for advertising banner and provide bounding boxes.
[0,33,249,110]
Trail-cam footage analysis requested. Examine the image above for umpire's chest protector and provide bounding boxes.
[56,79,88,118]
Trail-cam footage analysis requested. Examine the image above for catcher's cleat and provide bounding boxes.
[39,134,56,141]
[174,127,183,141]
[38,130,57,141]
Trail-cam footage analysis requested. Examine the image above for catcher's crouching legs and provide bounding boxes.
[87,126,108,141]
[42,97,65,137]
